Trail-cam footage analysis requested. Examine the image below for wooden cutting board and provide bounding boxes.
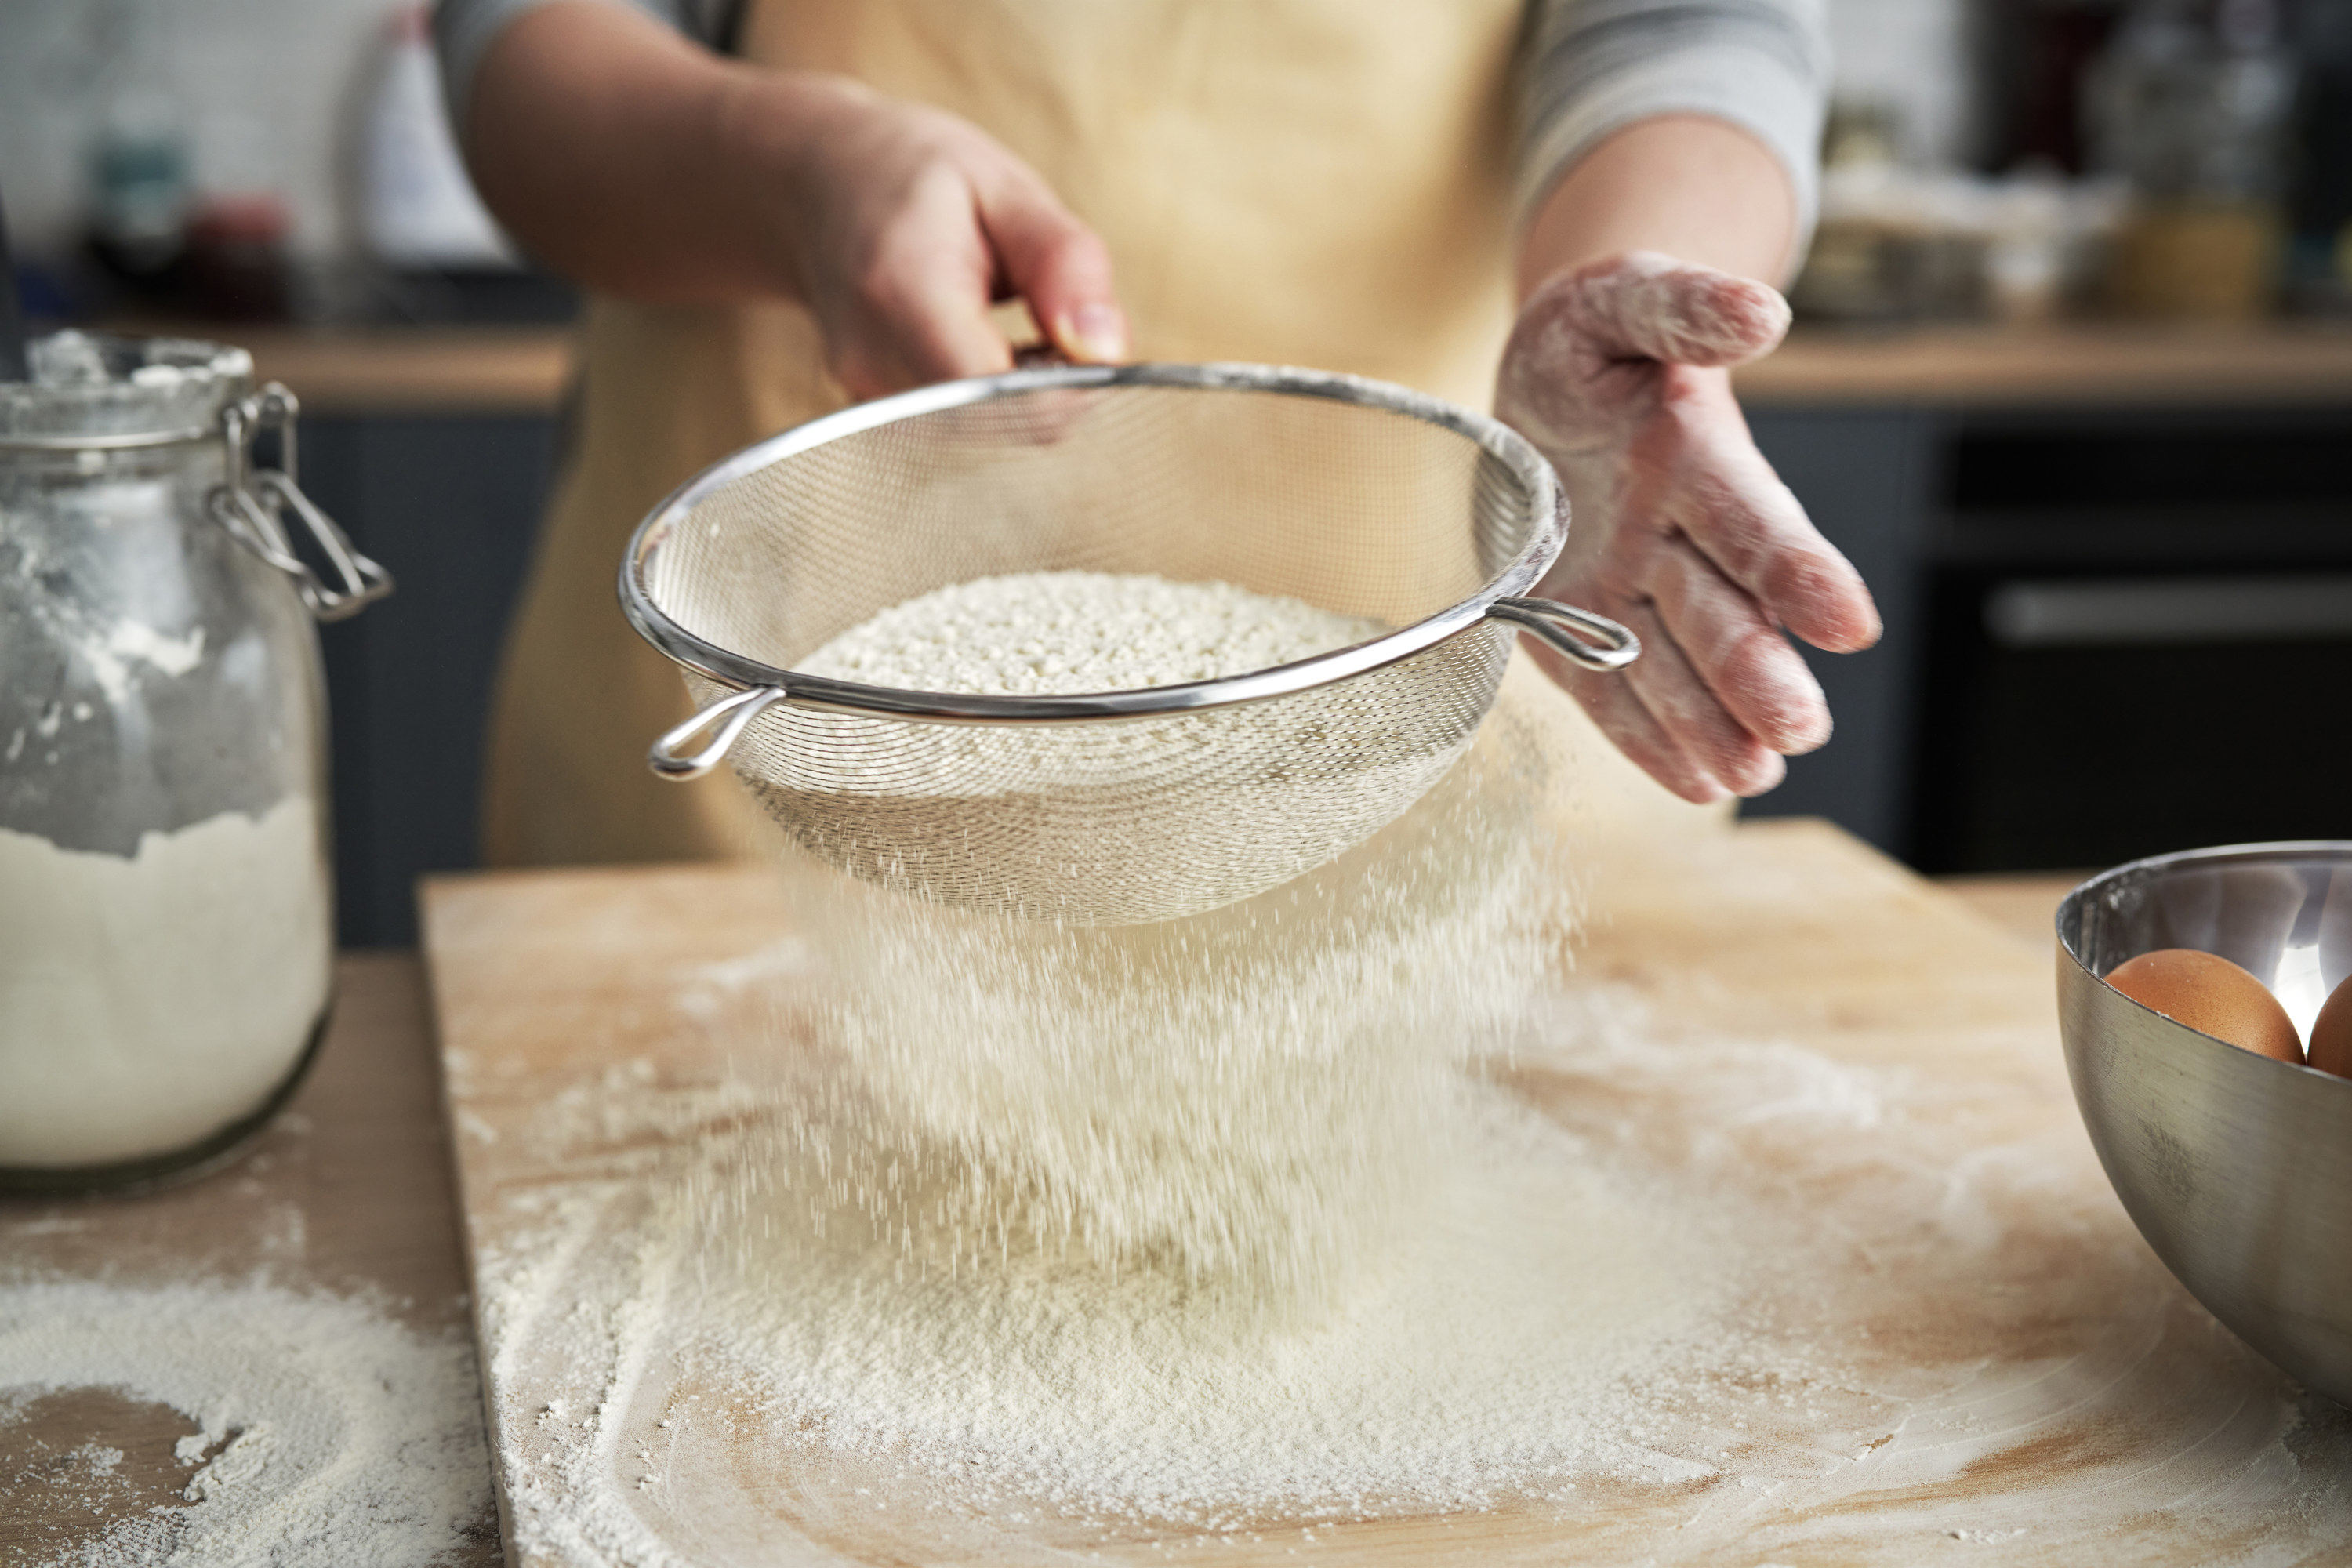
[421,820,2352,1566]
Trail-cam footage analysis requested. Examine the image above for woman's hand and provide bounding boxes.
[1495,251,1881,804]
[463,0,1127,400]
[760,79,1128,399]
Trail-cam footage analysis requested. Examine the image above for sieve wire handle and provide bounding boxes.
[649,684,788,779]
[1485,597,1640,672]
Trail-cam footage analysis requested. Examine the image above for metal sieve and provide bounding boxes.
[619,361,1635,925]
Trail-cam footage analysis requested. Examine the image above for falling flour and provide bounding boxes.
[739,699,1565,1305]
[654,696,1762,1527]
[0,798,329,1168]
[754,573,1535,1294]
[0,1278,491,1566]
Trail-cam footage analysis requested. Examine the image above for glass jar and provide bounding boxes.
[2086,0,2296,318]
[0,332,390,1192]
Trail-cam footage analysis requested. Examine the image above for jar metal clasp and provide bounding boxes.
[208,384,394,622]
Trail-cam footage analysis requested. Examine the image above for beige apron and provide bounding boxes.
[481,0,1721,867]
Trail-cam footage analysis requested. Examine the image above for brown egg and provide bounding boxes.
[2308,975,2352,1079]
[2103,949,2304,1064]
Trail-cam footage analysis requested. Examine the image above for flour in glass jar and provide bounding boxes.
[0,797,329,1169]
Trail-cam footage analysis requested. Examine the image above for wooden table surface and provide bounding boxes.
[428,831,2338,1567]
[1735,321,2352,407]
[0,858,2086,1563]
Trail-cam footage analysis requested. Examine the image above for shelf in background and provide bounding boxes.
[1740,321,2352,407]
[76,319,2352,416]
[237,325,575,412]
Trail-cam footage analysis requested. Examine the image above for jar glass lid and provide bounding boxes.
[0,332,254,448]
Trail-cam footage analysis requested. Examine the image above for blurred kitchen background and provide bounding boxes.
[2,0,2348,943]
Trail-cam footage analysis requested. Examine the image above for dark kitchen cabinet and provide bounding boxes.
[1742,408,1939,857]
[303,412,557,946]
[1744,401,2352,873]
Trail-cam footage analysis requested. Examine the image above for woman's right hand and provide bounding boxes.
[755,77,1130,399]
[463,0,1127,400]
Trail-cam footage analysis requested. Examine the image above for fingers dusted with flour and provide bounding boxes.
[1496,251,1881,804]
[1515,252,1791,391]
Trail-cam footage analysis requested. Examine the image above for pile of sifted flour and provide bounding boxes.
[675,1076,1745,1527]
[0,799,330,1169]
[0,1278,491,1566]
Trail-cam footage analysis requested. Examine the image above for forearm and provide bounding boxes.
[1515,115,1799,299]
[461,0,844,304]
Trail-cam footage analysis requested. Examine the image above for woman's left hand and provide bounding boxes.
[1494,250,1882,804]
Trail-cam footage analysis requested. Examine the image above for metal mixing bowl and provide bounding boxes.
[2058,843,2352,1406]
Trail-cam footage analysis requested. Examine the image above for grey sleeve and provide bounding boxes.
[432,0,741,140]
[1518,0,1829,245]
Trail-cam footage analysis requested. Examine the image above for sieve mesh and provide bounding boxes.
[623,363,1613,925]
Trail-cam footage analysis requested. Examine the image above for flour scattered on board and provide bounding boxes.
[474,954,2352,1564]
[0,1279,492,1566]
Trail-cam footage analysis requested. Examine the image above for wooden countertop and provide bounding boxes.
[142,321,2352,416]
[233,326,576,414]
[1737,321,2352,408]
[0,858,2131,1562]
[422,833,2351,1563]
[1937,869,2086,946]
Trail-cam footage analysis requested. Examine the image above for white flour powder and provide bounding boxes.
[775,570,1455,926]
[0,799,330,1167]
[653,705,1748,1525]
[789,569,1391,804]
[675,1082,1743,1526]
[0,1278,491,1566]
[797,571,1383,695]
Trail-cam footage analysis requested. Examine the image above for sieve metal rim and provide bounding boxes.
[619,360,1577,728]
